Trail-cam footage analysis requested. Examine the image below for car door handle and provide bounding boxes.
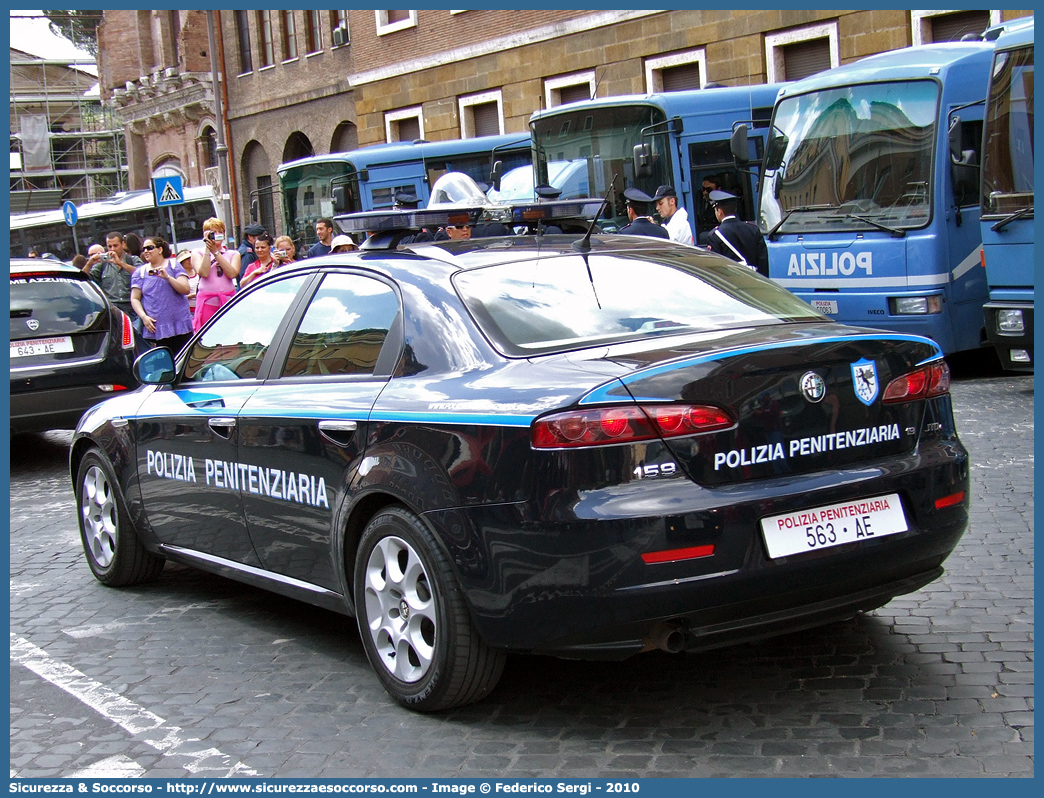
[208,417,237,439]
[318,419,358,446]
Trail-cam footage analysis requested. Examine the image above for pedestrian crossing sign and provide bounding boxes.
[152,175,185,207]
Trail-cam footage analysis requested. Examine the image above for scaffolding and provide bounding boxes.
[10,47,128,214]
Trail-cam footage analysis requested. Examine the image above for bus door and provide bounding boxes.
[363,160,427,210]
[686,135,765,244]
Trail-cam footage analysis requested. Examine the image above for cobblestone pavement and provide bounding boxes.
[9,371,1033,778]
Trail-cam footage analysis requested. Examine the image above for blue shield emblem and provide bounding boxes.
[851,359,879,406]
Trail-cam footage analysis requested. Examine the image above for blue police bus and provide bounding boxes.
[744,42,997,356]
[978,18,1034,370]
[528,84,785,238]
[274,134,531,248]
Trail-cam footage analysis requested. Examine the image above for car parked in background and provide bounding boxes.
[69,202,970,712]
[10,258,137,434]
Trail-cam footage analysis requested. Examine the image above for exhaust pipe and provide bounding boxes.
[642,620,686,653]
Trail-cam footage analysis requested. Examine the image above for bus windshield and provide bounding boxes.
[280,160,361,246]
[982,45,1034,217]
[762,80,939,234]
[531,104,671,213]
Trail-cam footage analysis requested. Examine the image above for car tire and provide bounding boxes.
[76,449,165,586]
[354,506,505,711]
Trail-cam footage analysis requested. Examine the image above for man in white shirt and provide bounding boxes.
[653,184,694,246]
[651,185,693,244]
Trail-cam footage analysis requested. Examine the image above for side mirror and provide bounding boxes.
[947,116,964,162]
[633,143,653,178]
[332,186,346,213]
[134,347,176,385]
[731,125,750,166]
[491,159,503,192]
[249,198,259,222]
[764,129,788,171]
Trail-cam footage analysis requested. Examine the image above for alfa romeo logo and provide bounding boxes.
[399,599,410,620]
[26,319,39,331]
[800,371,826,403]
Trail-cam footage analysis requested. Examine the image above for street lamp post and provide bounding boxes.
[206,11,234,237]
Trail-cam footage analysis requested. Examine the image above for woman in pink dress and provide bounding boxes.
[190,217,241,331]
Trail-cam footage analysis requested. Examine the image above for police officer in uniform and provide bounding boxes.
[706,190,769,276]
[618,188,670,239]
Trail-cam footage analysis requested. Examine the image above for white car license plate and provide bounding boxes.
[10,335,74,358]
[811,299,839,315]
[760,493,908,559]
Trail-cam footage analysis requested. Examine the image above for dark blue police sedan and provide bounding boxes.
[71,204,969,711]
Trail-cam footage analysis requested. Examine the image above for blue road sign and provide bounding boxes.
[152,175,185,207]
[62,200,78,226]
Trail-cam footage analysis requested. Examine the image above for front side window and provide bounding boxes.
[281,273,399,377]
[531,104,670,219]
[982,45,1034,216]
[454,253,823,357]
[183,275,308,382]
[762,80,939,234]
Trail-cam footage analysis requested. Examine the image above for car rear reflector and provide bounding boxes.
[120,311,135,349]
[883,360,950,403]
[934,491,965,509]
[641,544,715,564]
[532,404,734,449]
[97,384,129,393]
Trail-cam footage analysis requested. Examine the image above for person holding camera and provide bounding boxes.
[272,235,298,266]
[190,217,241,331]
[240,234,281,288]
[84,232,143,320]
[130,237,193,354]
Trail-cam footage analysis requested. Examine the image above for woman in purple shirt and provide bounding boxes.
[130,236,194,354]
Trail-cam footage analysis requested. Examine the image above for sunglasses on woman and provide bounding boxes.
[141,244,158,252]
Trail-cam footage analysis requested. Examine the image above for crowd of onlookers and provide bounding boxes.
[63,217,325,355]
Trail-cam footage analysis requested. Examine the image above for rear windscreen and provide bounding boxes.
[453,252,825,356]
[10,276,108,338]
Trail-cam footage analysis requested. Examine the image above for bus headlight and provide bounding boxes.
[997,309,1025,334]
[890,295,943,315]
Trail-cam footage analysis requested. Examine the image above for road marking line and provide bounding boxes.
[70,755,146,778]
[10,634,257,776]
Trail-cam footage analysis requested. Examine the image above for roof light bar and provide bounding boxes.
[334,207,483,236]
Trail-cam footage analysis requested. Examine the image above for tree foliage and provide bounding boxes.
[42,10,104,58]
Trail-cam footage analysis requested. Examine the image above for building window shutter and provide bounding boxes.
[930,11,990,42]
[782,38,832,81]
[660,62,702,92]
[397,117,421,142]
[558,84,592,105]
[471,103,500,137]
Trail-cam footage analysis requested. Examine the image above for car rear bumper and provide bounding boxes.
[435,438,969,657]
[10,383,128,434]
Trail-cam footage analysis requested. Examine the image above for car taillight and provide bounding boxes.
[882,360,950,403]
[532,404,734,449]
[120,311,135,349]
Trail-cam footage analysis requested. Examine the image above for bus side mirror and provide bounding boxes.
[491,159,503,192]
[731,125,750,166]
[332,186,346,213]
[249,199,259,222]
[633,143,653,178]
[765,129,788,171]
[947,116,964,162]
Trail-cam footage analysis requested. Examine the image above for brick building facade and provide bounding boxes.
[98,9,1031,240]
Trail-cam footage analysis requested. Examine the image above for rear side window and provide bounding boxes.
[280,273,400,377]
[454,253,824,356]
[183,274,309,382]
[10,276,107,336]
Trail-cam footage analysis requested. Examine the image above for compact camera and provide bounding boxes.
[206,231,225,242]
[147,268,158,275]
[273,249,287,258]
